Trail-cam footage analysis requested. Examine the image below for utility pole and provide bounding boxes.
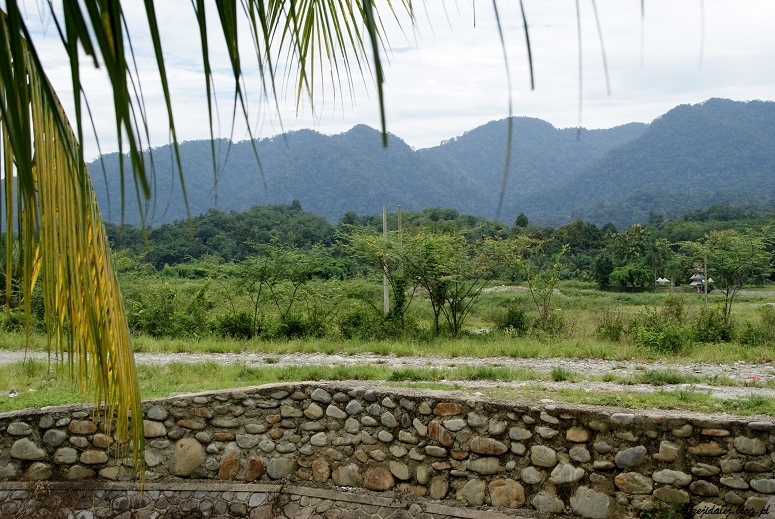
[397,205,402,243]
[383,204,389,317]
[704,254,708,306]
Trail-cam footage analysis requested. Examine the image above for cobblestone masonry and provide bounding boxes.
[1,382,775,518]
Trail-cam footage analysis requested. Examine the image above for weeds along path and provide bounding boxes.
[3,350,775,401]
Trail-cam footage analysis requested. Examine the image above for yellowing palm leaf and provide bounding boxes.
[0,0,415,477]
[0,7,143,472]
[0,0,530,477]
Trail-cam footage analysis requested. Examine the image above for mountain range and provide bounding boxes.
[88,98,775,229]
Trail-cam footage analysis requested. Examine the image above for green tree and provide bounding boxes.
[523,245,568,331]
[592,252,615,290]
[643,238,673,284]
[688,230,772,324]
[609,262,653,291]
[399,230,505,337]
[344,228,414,328]
[609,224,651,263]
[232,246,285,336]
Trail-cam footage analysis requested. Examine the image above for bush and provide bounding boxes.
[660,294,687,324]
[127,282,213,338]
[540,311,567,337]
[495,301,530,337]
[214,311,255,339]
[635,324,691,354]
[760,305,775,343]
[277,315,325,339]
[738,321,764,347]
[632,309,692,354]
[339,308,385,340]
[694,307,733,343]
[0,310,26,333]
[596,310,625,342]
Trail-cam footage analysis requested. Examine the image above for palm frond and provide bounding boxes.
[0,6,143,473]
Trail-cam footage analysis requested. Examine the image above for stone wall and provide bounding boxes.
[1,382,774,518]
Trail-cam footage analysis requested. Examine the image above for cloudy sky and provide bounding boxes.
[22,1,775,159]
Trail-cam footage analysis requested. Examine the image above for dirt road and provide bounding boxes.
[3,350,774,401]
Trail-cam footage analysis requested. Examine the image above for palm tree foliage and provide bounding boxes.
[0,0,419,474]
[1,2,146,468]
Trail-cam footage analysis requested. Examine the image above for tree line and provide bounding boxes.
[105,201,773,290]
[3,201,771,345]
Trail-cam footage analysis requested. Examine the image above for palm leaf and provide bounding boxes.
[0,0,416,478]
[0,6,144,473]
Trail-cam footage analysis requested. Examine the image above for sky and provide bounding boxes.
[19,1,775,160]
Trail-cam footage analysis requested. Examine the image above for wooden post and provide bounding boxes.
[704,254,708,305]
[397,205,402,243]
[383,204,389,317]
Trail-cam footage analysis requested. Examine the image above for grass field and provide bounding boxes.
[1,285,774,416]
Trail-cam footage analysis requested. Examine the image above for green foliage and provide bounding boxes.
[214,311,255,340]
[524,244,567,332]
[738,321,765,347]
[371,229,511,337]
[339,308,379,340]
[694,306,734,343]
[276,315,325,340]
[592,252,614,289]
[100,202,775,343]
[108,203,335,269]
[596,310,625,342]
[495,300,530,337]
[610,262,653,291]
[760,305,775,342]
[550,366,574,382]
[0,310,26,333]
[632,309,692,354]
[660,294,687,324]
[127,282,213,338]
[684,229,772,325]
[338,307,404,340]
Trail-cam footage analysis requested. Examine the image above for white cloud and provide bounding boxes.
[18,0,775,159]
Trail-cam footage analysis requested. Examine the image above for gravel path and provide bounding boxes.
[4,350,775,401]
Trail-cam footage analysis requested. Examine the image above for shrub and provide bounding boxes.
[127,282,213,338]
[214,311,255,339]
[596,310,625,342]
[536,311,567,338]
[694,306,733,343]
[277,315,325,339]
[660,294,686,324]
[0,310,26,333]
[760,305,775,343]
[635,325,690,354]
[738,322,764,347]
[338,306,408,340]
[339,308,381,340]
[495,301,530,337]
[632,309,692,354]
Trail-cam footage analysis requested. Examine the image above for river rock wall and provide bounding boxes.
[1,382,774,518]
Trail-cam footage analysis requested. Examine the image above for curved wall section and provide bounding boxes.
[1,382,774,518]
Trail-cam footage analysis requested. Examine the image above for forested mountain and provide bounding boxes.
[91,126,491,227]
[537,98,775,226]
[88,98,775,228]
[418,117,647,211]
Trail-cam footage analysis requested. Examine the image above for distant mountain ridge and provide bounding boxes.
[89,98,775,229]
